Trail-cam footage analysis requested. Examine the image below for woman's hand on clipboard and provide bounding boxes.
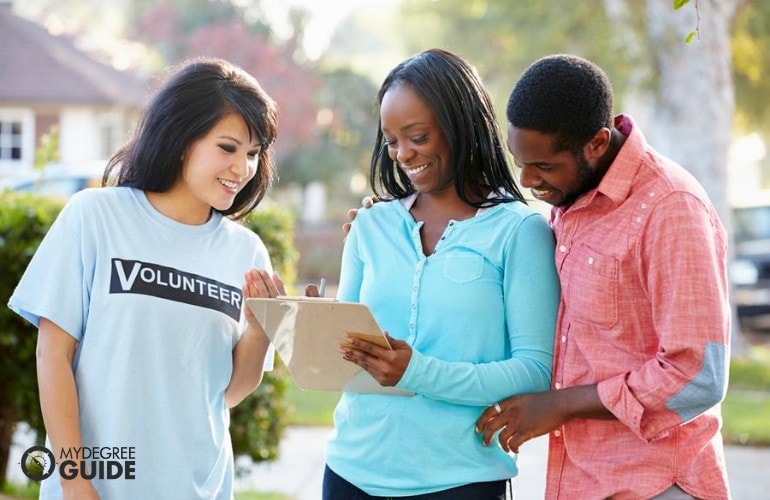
[340,332,412,387]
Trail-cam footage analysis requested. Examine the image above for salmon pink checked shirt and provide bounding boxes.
[546,115,731,499]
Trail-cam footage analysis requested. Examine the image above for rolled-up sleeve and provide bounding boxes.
[598,191,730,441]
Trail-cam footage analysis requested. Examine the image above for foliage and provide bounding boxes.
[277,67,378,190]
[0,192,299,485]
[0,191,62,486]
[130,0,320,160]
[33,126,60,171]
[399,0,630,109]
[732,0,770,137]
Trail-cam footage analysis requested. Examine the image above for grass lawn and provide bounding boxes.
[284,379,340,427]
[721,346,770,445]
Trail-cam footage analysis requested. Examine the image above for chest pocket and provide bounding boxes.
[442,254,484,284]
[568,244,619,328]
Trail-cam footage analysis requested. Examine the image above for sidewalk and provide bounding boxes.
[236,426,770,499]
[8,424,770,498]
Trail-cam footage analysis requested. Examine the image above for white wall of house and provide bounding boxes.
[0,106,35,176]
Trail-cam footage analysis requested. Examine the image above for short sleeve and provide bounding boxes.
[8,198,91,340]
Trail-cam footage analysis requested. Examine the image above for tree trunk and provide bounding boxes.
[605,0,748,356]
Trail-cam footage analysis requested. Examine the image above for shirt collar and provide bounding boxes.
[551,113,647,223]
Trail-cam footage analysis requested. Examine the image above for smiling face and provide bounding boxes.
[380,82,454,196]
[507,123,602,208]
[166,112,262,223]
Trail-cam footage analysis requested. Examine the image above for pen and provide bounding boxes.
[319,278,327,297]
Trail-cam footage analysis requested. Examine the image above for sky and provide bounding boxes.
[258,0,401,60]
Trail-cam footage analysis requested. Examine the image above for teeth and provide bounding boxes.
[532,188,550,197]
[219,179,238,190]
[406,164,428,175]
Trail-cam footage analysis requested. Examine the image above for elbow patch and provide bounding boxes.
[665,342,727,423]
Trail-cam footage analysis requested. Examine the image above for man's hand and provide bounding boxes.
[475,385,613,452]
[475,391,566,453]
[342,195,380,236]
[339,332,411,386]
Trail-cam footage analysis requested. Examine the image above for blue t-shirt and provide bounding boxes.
[8,187,273,500]
[325,196,560,496]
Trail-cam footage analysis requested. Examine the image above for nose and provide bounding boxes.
[395,142,415,164]
[231,153,250,180]
[518,164,539,189]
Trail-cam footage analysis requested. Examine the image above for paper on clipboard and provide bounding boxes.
[245,297,413,396]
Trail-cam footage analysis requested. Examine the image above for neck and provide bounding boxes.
[595,128,627,179]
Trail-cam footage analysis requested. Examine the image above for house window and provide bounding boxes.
[0,120,23,160]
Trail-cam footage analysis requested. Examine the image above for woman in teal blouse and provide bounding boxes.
[325,48,560,499]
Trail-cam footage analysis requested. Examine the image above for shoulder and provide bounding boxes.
[67,186,136,209]
[353,199,403,224]
[492,201,552,232]
[55,187,134,224]
[639,154,717,219]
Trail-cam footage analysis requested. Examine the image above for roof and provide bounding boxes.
[0,3,148,106]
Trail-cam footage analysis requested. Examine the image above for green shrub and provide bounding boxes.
[0,192,297,485]
[0,191,62,485]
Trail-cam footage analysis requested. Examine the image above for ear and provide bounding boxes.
[584,128,612,162]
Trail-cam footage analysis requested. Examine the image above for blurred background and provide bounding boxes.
[2,0,769,291]
[2,1,770,497]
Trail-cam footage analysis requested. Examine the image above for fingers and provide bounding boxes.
[305,283,320,297]
[272,271,286,296]
[243,269,282,298]
[362,195,380,208]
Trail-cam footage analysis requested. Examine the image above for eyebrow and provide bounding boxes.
[218,135,261,148]
[382,122,429,135]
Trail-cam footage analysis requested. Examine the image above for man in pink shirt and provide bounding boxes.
[476,55,731,499]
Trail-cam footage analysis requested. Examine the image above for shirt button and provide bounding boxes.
[561,335,566,342]
[554,382,561,389]
[641,203,647,209]
[559,244,567,252]
[553,430,562,437]
[635,217,642,223]
[587,257,594,265]
[409,323,414,329]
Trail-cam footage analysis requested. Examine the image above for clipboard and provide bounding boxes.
[245,297,413,395]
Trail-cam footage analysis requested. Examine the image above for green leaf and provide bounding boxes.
[685,30,697,43]
[674,0,690,10]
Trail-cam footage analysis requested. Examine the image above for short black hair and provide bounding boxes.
[506,54,613,153]
[104,57,278,220]
[371,48,523,207]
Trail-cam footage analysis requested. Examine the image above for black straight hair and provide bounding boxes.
[104,57,278,220]
[370,48,524,208]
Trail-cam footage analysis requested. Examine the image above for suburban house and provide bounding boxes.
[0,0,147,183]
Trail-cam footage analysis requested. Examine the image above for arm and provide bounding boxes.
[597,192,730,440]
[342,213,560,405]
[476,385,614,452]
[37,318,99,500]
[478,192,730,450]
[225,269,281,408]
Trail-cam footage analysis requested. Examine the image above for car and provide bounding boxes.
[0,162,104,199]
[731,190,770,330]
